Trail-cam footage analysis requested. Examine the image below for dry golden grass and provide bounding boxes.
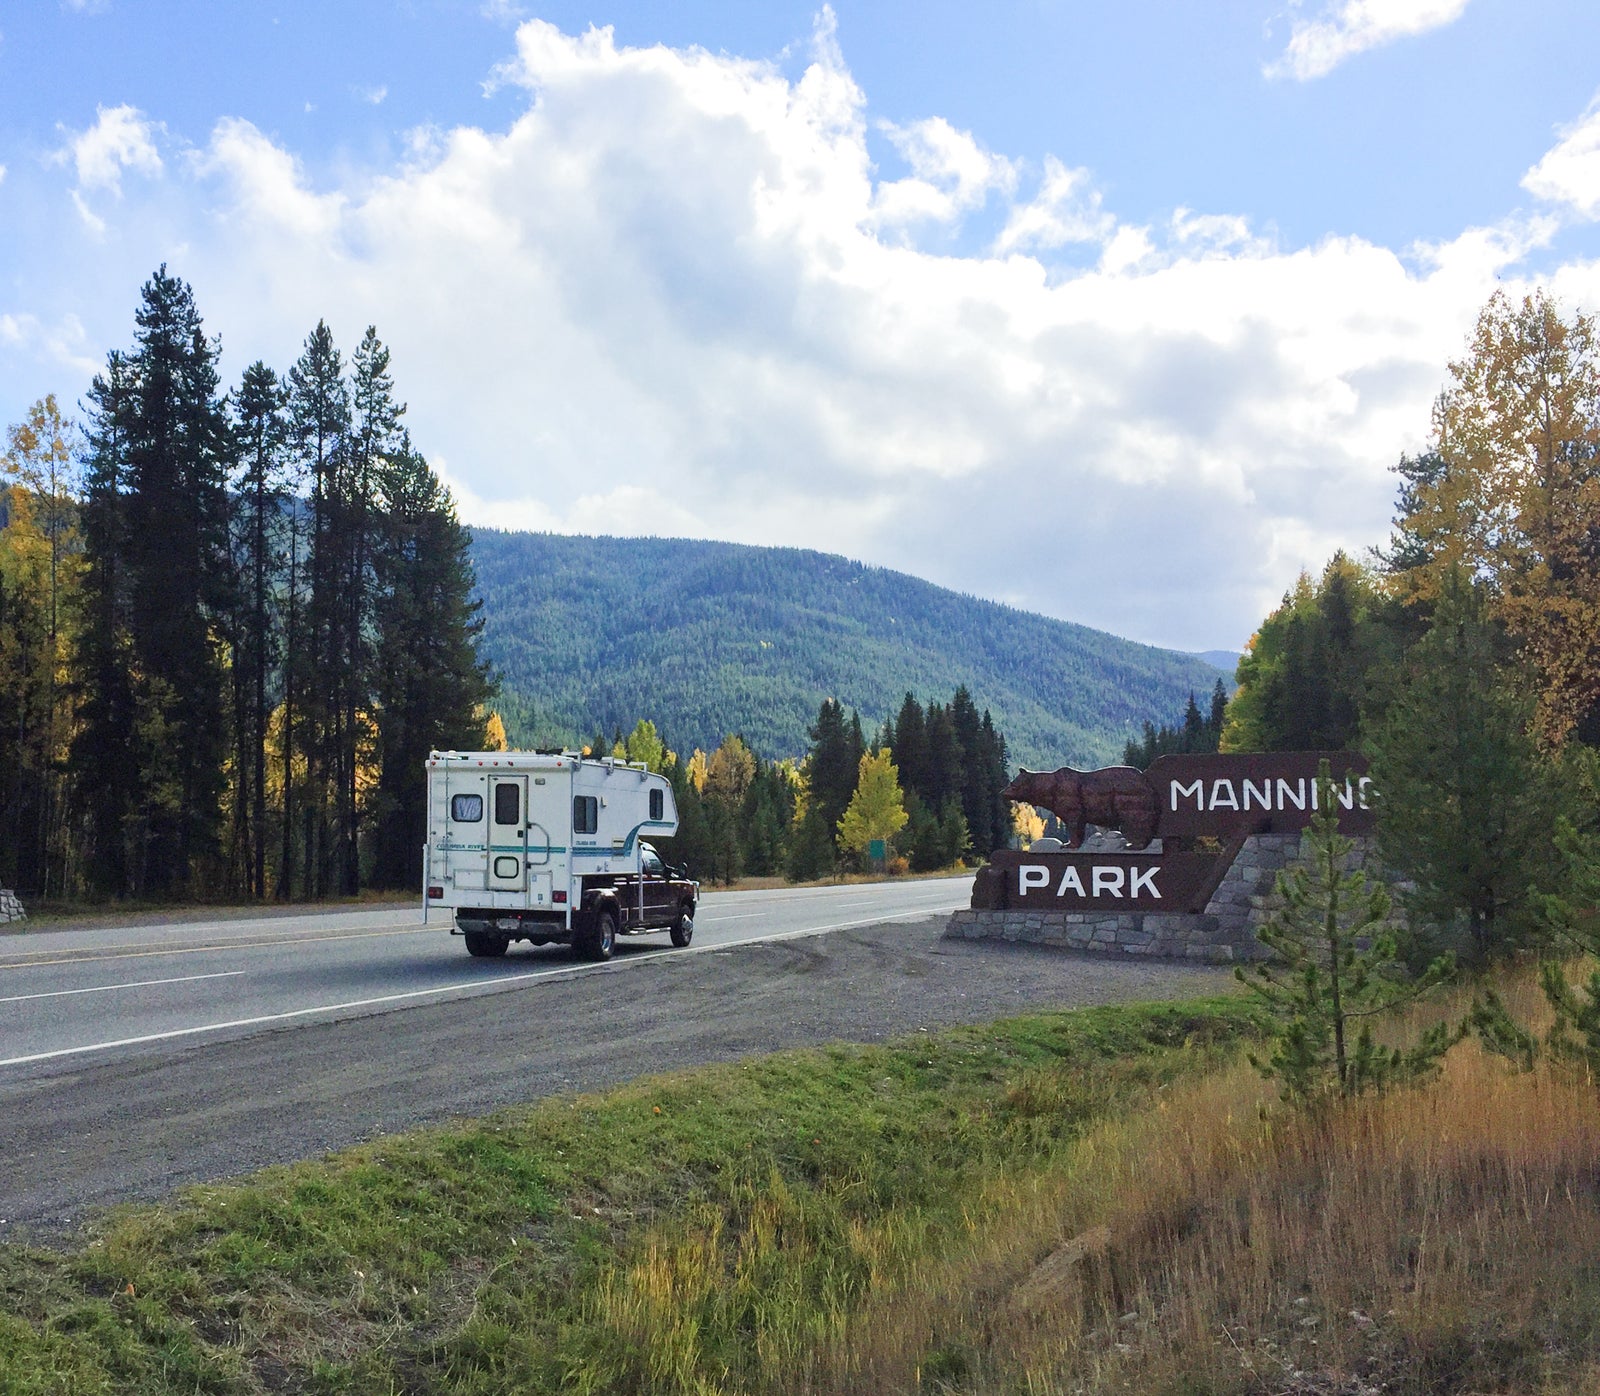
[959,968,1600,1395]
[579,967,1600,1395]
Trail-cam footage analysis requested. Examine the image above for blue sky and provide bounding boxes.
[3,1,1599,651]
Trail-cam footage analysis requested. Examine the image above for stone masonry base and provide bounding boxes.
[945,906,1255,962]
[945,832,1387,962]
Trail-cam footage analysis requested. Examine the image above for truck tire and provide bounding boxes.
[670,904,694,948]
[577,907,617,962]
[464,930,510,958]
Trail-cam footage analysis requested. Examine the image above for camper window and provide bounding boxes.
[494,784,520,825]
[649,789,664,821]
[451,794,484,822]
[574,796,598,834]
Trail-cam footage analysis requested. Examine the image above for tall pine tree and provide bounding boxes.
[370,445,492,888]
[72,269,233,896]
[72,353,138,895]
[286,321,349,897]
[228,362,289,898]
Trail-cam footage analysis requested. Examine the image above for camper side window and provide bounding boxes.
[649,789,664,821]
[450,794,484,822]
[494,784,520,825]
[574,796,598,834]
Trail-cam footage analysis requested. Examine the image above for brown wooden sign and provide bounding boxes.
[1145,751,1373,839]
[1001,751,1372,852]
[988,849,1223,912]
[982,751,1375,916]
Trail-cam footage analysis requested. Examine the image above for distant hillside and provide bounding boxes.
[469,531,1231,770]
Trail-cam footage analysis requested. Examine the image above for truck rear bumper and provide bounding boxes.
[454,908,572,945]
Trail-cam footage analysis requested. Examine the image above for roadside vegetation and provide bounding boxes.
[8,960,1600,1395]
[0,996,1260,1394]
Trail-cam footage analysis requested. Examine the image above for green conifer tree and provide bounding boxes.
[1367,574,1565,962]
[71,351,139,895]
[101,267,233,895]
[286,320,350,897]
[804,698,862,849]
[1238,763,1456,1106]
[659,753,713,880]
[369,445,493,889]
[229,362,289,899]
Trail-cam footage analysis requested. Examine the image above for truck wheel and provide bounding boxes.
[670,905,694,948]
[577,907,617,962]
[464,930,510,958]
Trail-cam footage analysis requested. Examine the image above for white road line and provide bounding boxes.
[699,912,763,922]
[0,924,434,972]
[0,902,967,1070]
[0,970,245,1006]
[0,970,573,1068]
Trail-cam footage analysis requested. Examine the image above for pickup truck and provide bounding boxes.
[425,750,699,960]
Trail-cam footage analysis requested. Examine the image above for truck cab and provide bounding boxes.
[424,751,698,960]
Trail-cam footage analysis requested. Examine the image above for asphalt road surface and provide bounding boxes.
[0,880,1235,1240]
[0,880,971,1070]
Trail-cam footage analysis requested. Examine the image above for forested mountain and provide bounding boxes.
[471,531,1229,769]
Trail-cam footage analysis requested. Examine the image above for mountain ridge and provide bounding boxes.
[469,530,1231,770]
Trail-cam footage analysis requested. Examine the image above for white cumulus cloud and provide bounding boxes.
[873,117,1016,228]
[1267,0,1471,80]
[993,157,1114,255]
[7,15,1592,654]
[56,103,163,194]
[1523,94,1600,222]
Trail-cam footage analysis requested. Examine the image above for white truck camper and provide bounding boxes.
[424,750,698,960]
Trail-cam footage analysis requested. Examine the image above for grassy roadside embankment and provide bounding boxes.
[5,972,1600,1393]
[0,997,1256,1394]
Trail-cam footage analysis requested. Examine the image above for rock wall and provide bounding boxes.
[946,832,1388,963]
[0,888,25,924]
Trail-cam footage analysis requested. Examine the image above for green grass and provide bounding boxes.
[0,997,1260,1395]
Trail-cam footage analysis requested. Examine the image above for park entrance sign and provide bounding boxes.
[1144,751,1374,840]
[980,752,1371,914]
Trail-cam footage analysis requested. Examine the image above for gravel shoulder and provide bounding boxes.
[0,916,1236,1242]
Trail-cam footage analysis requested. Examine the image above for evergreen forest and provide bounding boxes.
[0,268,492,901]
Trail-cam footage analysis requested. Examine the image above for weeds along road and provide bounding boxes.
[0,879,1235,1239]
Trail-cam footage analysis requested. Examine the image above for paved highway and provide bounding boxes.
[0,878,970,1076]
[0,882,1239,1239]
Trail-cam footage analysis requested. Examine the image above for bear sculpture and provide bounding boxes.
[1002,766,1159,850]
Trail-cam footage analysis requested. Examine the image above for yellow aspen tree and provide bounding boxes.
[704,735,756,807]
[482,710,508,752]
[1399,291,1600,745]
[623,719,668,772]
[837,748,909,855]
[1012,801,1045,846]
[686,748,709,793]
[1,396,80,895]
